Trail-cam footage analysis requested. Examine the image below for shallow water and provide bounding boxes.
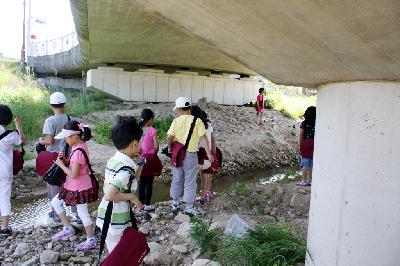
[10,166,298,229]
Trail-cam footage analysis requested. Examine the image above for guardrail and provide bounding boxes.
[28,32,78,57]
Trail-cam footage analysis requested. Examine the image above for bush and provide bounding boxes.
[153,116,174,143]
[93,122,113,145]
[0,61,109,141]
[214,223,306,266]
[189,217,223,254]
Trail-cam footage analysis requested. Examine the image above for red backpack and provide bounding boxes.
[0,130,24,175]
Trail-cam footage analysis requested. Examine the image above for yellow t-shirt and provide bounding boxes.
[167,115,206,152]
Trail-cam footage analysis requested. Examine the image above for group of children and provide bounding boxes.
[0,90,315,254]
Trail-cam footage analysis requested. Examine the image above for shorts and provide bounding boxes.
[300,157,313,168]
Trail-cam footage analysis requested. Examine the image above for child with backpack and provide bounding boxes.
[96,116,143,253]
[38,92,79,223]
[51,121,98,251]
[138,109,161,212]
[297,106,316,186]
[0,105,25,236]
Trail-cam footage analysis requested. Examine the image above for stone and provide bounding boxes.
[40,250,59,264]
[191,249,201,260]
[174,213,190,223]
[148,242,163,253]
[21,256,38,266]
[264,215,276,222]
[191,259,210,266]
[46,242,53,250]
[139,226,150,235]
[172,244,188,254]
[208,261,223,266]
[209,214,230,231]
[290,193,311,214]
[143,251,173,265]
[53,244,63,252]
[177,222,191,240]
[12,243,29,257]
[69,256,93,263]
[224,214,253,239]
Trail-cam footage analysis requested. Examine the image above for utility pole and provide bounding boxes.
[20,0,26,70]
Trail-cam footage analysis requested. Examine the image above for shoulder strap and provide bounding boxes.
[0,130,13,141]
[70,147,94,176]
[99,165,138,260]
[184,117,197,150]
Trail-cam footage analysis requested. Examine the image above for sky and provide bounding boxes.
[0,0,74,59]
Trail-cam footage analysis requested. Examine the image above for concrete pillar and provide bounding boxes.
[306,81,400,266]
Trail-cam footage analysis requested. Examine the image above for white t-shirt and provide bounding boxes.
[199,122,213,148]
[0,126,22,177]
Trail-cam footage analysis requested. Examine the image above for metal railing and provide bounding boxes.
[28,32,78,57]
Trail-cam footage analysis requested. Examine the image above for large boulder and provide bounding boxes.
[290,193,311,215]
[224,214,253,238]
[12,242,30,257]
[177,222,192,242]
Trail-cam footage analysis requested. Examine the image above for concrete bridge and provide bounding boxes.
[27,1,400,265]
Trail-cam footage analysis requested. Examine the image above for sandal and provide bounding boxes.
[296,180,308,186]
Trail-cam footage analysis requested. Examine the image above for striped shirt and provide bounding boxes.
[96,151,138,235]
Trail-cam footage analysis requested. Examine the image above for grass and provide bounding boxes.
[261,88,316,119]
[93,121,113,145]
[189,218,306,266]
[153,115,174,143]
[0,61,109,141]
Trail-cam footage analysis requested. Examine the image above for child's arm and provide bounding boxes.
[299,128,304,148]
[200,134,213,162]
[55,158,81,178]
[153,134,159,153]
[167,134,174,153]
[104,185,142,208]
[14,117,26,145]
[211,132,216,153]
[40,134,55,146]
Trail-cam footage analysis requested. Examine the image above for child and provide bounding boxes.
[51,121,97,251]
[0,105,25,236]
[138,109,159,212]
[297,106,316,186]
[191,106,216,202]
[256,88,265,125]
[96,116,143,252]
[39,92,79,223]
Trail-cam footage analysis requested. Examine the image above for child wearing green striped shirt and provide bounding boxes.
[96,116,143,252]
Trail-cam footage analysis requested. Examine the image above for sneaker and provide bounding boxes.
[0,228,12,236]
[184,208,203,218]
[48,211,61,223]
[170,203,179,213]
[76,217,83,225]
[76,238,96,252]
[143,205,155,212]
[51,227,74,241]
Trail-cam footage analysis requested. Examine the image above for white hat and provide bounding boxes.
[50,92,67,105]
[54,129,80,139]
[173,97,191,110]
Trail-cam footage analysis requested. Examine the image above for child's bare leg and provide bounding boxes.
[58,212,70,226]
[200,172,207,196]
[85,224,94,238]
[302,167,311,183]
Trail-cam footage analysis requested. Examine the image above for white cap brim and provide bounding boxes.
[173,104,191,111]
[54,129,80,139]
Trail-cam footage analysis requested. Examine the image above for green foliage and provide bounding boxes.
[0,61,109,141]
[93,122,113,145]
[214,222,306,266]
[153,116,174,143]
[188,217,223,254]
[262,88,316,120]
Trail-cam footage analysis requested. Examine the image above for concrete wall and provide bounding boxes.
[37,77,83,90]
[87,67,263,105]
[306,81,400,265]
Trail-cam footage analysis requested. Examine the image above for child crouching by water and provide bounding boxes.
[96,116,143,252]
[51,121,97,251]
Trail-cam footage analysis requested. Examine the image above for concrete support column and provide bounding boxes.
[306,81,400,266]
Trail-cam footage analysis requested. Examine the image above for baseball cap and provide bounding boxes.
[50,92,67,105]
[173,97,191,110]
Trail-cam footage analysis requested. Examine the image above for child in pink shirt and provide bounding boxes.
[51,120,98,251]
[138,109,160,212]
[256,87,265,125]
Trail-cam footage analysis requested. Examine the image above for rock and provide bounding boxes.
[191,249,201,260]
[191,259,210,266]
[264,215,276,222]
[21,256,38,266]
[143,251,173,265]
[172,244,188,254]
[40,250,59,264]
[46,242,53,250]
[53,244,63,252]
[148,242,163,253]
[69,256,93,264]
[59,253,70,261]
[208,261,223,266]
[209,214,230,231]
[12,243,29,257]
[224,214,253,239]
[174,213,190,223]
[139,226,150,235]
[290,193,311,214]
[177,222,191,241]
